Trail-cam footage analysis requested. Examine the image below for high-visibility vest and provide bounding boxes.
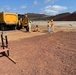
[51,22,54,27]
[18,20,21,26]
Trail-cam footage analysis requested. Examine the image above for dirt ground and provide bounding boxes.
[0,26,76,75]
[0,26,76,42]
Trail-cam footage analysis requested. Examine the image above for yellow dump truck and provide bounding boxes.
[0,12,18,30]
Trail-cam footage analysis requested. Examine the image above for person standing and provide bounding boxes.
[20,18,23,29]
[28,20,32,32]
[47,21,51,33]
[51,19,54,32]
[17,19,21,29]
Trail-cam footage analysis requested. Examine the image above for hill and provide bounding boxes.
[56,13,76,21]
[18,12,76,21]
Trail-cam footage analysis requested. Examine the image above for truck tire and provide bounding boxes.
[14,25,17,30]
[1,25,6,31]
[12,25,17,30]
[13,26,17,30]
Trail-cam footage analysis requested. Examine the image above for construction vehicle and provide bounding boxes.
[22,14,29,31]
[0,12,18,30]
[18,14,29,31]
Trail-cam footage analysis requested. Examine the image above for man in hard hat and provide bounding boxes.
[33,24,40,32]
[28,20,32,32]
[17,18,22,29]
[20,18,22,28]
[47,21,51,33]
[17,19,21,29]
[51,19,54,32]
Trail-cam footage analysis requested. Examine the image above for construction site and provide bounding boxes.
[0,11,76,75]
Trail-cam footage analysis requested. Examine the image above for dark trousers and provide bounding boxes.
[24,26,29,32]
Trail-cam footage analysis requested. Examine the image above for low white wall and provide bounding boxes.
[32,21,76,26]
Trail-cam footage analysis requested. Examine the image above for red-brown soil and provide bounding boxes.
[0,31,76,75]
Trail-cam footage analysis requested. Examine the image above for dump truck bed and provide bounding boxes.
[0,12,18,25]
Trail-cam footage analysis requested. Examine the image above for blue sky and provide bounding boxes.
[0,0,76,15]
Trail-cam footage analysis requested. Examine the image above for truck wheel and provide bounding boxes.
[12,25,16,30]
[1,25,5,31]
[14,26,17,30]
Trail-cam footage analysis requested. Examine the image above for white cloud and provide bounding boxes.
[20,5,27,9]
[42,5,67,15]
[0,5,10,12]
[0,5,27,13]
[5,6,10,10]
[14,5,27,11]
[44,0,58,4]
[34,0,38,5]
